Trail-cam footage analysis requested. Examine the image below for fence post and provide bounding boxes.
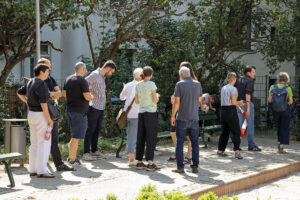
[265,75,269,125]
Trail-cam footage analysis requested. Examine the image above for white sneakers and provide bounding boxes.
[128,161,137,166]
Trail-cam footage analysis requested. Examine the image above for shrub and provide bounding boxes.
[135,184,164,200]
[163,191,191,200]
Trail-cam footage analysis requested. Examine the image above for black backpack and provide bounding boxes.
[271,84,288,112]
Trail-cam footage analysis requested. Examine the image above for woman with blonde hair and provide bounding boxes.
[217,72,244,159]
[268,72,293,153]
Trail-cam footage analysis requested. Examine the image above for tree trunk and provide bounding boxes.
[0,63,14,86]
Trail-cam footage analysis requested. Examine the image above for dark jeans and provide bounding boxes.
[176,120,199,169]
[51,121,63,167]
[84,106,104,154]
[273,105,291,145]
[135,112,158,162]
[218,106,241,151]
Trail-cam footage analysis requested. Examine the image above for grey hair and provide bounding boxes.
[277,72,290,83]
[75,62,86,71]
[179,67,191,77]
[227,72,237,83]
[133,68,143,79]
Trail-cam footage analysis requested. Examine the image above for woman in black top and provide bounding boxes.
[17,64,54,178]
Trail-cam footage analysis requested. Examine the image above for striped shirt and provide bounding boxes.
[86,68,106,110]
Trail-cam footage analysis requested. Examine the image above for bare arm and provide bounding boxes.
[289,96,293,105]
[62,90,66,98]
[83,92,95,101]
[152,90,159,103]
[231,94,244,106]
[171,97,180,126]
[40,103,53,128]
[50,86,62,100]
[17,93,27,104]
[268,94,272,103]
[135,94,139,104]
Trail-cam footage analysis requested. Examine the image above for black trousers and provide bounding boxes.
[218,106,241,151]
[135,112,158,162]
[51,121,64,167]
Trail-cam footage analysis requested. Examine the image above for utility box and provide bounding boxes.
[3,119,27,166]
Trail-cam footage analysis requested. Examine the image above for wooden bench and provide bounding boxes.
[199,110,221,147]
[0,152,22,187]
[157,131,171,139]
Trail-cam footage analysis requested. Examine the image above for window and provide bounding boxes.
[30,44,51,77]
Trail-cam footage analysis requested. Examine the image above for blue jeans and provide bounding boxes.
[84,106,104,154]
[176,120,199,169]
[126,118,138,154]
[237,102,255,148]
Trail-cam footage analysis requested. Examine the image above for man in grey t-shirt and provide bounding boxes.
[171,65,202,174]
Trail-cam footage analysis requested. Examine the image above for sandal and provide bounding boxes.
[167,156,176,161]
[184,157,192,164]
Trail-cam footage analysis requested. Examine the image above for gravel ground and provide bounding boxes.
[0,135,299,200]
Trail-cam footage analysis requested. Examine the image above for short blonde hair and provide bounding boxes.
[277,72,290,83]
[133,68,143,79]
[227,72,237,83]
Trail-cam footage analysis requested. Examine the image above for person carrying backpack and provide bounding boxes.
[268,72,293,154]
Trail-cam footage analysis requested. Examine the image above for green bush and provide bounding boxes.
[135,184,164,200]
[197,192,238,200]
[106,193,119,200]
[163,191,191,200]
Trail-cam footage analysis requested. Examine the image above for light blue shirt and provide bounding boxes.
[221,84,238,106]
[135,81,157,113]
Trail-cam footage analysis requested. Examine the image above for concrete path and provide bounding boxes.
[0,135,299,200]
[234,172,300,200]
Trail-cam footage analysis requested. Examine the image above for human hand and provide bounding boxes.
[170,95,175,104]
[246,110,250,116]
[48,119,54,128]
[123,83,126,88]
[171,116,176,126]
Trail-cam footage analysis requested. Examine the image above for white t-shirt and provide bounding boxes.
[202,93,210,104]
[120,80,140,118]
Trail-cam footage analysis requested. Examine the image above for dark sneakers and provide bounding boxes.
[217,151,228,157]
[146,163,159,171]
[234,152,243,159]
[57,164,75,171]
[136,162,147,170]
[248,145,262,151]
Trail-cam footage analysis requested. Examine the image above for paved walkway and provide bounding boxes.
[0,135,300,200]
[234,172,300,200]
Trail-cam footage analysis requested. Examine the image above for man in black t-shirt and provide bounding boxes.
[235,65,261,152]
[62,62,95,166]
[37,58,74,171]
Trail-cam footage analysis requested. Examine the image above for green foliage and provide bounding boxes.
[0,87,11,144]
[136,184,164,200]
[197,192,238,200]
[163,191,191,200]
[106,193,119,200]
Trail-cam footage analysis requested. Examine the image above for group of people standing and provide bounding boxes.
[17,59,116,177]
[17,58,293,177]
